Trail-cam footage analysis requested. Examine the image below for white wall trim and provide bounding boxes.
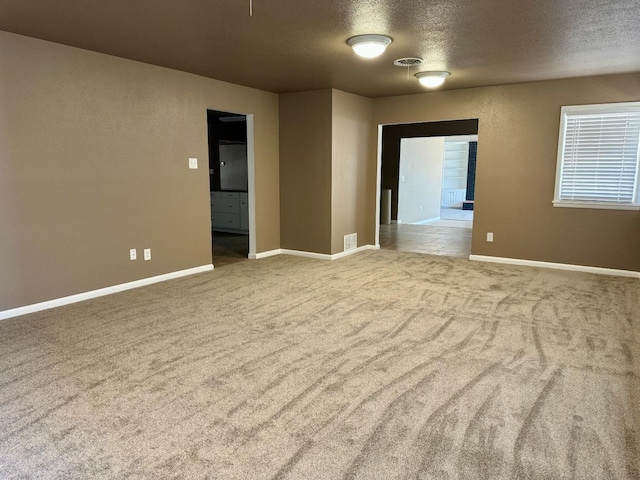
[251,245,379,261]
[245,114,258,258]
[0,264,214,321]
[249,249,282,259]
[281,249,333,260]
[329,244,379,260]
[375,125,383,247]
[469,255,640,279]
[552,201,640,211]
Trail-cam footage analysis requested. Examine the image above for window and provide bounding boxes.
[554,101,640,210]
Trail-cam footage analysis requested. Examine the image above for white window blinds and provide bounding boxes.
[555,103,640,208]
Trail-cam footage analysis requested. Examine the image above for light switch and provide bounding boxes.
[189,157,198,169]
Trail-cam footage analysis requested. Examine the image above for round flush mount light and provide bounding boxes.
[347,34,393,58]
[415,71,450,88]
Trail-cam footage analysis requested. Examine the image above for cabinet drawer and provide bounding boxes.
[211,213,240,229]
[211,197,240,213]
[220,191,239,199]
[211,191,239,199]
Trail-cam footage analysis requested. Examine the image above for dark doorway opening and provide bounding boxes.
[207,109,249,267]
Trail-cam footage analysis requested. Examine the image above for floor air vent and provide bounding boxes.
[344,233,357,251]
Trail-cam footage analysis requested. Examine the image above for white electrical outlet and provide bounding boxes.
[188,157,198,169]
[144,248,151,261]
[129,248,137,260]
[487,232,494,242]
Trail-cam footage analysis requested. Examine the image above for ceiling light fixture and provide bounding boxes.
[347,34,392,58]
[415,71,450,88]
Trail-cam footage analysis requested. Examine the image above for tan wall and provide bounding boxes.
[0,31,280,311]
[331,90,374,254]
[279,90,333,254]
[373,73,640,271]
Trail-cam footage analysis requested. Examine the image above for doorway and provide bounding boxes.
[377,120,479,258]
[207,109,253,267]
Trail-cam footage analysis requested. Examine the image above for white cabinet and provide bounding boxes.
[211,191,249,233]
[441,188,466,206]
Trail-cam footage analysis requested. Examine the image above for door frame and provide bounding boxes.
[206,109,256,259]
[374,120,479,247]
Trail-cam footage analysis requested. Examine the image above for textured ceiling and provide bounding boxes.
[1,0,639,98]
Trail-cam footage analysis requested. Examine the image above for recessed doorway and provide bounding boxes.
[377,120,479,258]
[207,109,253,267]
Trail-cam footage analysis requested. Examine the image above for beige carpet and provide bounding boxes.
[0,250,639,479]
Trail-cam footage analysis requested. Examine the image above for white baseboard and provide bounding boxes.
[280,249,332,260]
[249,249,281,260]
[469,255,640,279]
[0,264,214,321]
[412,217,440,225]
[251,245,378,261]
[328,244,379,260]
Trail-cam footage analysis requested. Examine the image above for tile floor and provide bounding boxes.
[440,206,474,221]
[212,231,249,267]
[380,216,473,258]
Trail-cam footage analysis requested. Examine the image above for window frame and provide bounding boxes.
[553,101,640,211]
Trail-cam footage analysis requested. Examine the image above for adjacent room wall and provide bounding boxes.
[279,89,333,254]
[397,137,445,224]
[331,90,374,254]
[0,31,280,311]
[373,73,640,272]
